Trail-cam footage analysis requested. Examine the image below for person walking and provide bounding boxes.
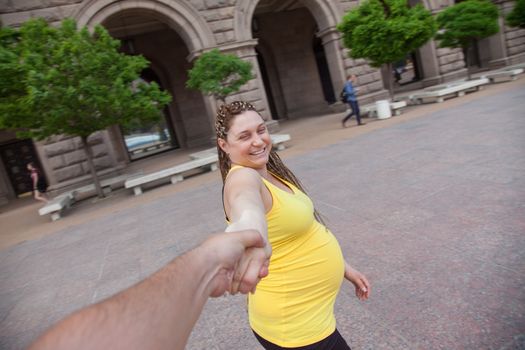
[341,74,365,127]
[215,101,370,350]
[27,162,49,204]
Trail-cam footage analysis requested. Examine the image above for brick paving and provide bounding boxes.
[1,82,525,349]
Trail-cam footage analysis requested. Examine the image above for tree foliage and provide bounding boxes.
[436,0,499,49]
[337,0,436,99]
[435,0,499,80]
[186,48,253,102]
[0,18,171,197]
[506,0,525,29]
[0,18,171,139]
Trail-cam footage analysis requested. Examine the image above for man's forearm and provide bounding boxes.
[29,245,216,350]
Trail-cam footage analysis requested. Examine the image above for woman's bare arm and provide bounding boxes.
[344,259,370,301]
[223,167,271,293]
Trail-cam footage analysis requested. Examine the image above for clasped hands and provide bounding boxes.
[203,229,271,298]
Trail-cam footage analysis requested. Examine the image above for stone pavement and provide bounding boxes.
[1,80,525,349]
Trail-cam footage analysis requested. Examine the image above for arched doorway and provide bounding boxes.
[101,11,212,159]
[119,66,180,160]
[75,0,218,155]
[244,0,345,119]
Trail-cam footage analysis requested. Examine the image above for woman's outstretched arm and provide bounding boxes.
[223,167,272,294]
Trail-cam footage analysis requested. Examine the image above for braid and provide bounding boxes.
[267,150,326,226]
[215,100,326,226]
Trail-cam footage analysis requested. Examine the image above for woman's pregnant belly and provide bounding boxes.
[249,222,345,347]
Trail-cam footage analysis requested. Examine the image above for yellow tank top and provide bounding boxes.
[227,166,345,347]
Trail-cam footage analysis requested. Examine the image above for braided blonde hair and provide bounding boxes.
[215,101,325,224]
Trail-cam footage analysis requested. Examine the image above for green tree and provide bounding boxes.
[506,0,525,28]
[435,0,499,80]
[337,0,437,100]
[186,48,253,103]
[0,18,171,198]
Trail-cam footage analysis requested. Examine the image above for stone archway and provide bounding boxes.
[234,0,347,118]
[74,0,219,152]
[75,0,215,56]
[234,0,343,42]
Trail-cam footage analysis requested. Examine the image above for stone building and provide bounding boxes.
[0,0,524,205]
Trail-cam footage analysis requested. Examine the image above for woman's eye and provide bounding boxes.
[258,128,266,134]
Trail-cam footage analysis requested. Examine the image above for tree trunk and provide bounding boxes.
[463,46,471,81]
[80,135,104,198]
[386,62,395,101]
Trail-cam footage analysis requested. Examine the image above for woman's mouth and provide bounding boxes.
[250,148,266,156]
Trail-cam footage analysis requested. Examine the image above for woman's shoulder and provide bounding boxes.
[226,166,261,180]
[225,166,263,188]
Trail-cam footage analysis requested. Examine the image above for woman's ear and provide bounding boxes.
[217,138,228,154]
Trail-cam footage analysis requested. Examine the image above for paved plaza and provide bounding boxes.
[1,80,525,349]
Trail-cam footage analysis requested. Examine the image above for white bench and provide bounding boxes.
[409,78,489,104]
[189,148,217,160]
[361,100,407,117]
[189,134,292,160]
[38,193,74,221]
[270,134,291,151]
[125,155,219,196]
[69,173,143,199]
[482,68,523,83]
[38,172,143,221]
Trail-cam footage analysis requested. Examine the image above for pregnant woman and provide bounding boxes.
[215,101,370,350]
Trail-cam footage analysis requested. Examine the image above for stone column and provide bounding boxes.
[220,40,274,123]
[317,27,347,94]
[418,40,442,86]
[486,17,509,69]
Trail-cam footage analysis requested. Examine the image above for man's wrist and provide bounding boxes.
[185,243,222,296]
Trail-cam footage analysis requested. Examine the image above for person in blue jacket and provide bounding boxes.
[341,74,365,127]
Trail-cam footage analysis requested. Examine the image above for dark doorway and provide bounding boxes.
[256,49,279,119]
[465,40,481,68]
[393,51,422,86]
[121,67,179,160]
[0,139,44,196]
[313,37,336,104]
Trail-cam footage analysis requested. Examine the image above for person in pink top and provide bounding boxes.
[27,162,49,203]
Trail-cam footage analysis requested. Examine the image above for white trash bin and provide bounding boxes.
[376,100,392,119]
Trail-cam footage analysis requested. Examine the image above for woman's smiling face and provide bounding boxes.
[218,110,271,170]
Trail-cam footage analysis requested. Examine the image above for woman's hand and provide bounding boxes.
[344,262,370,301]
[231,246,270,295]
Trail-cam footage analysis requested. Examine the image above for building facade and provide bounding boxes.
[0,0,524,205]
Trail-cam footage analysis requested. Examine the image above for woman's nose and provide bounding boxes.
[252,134,264,145]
